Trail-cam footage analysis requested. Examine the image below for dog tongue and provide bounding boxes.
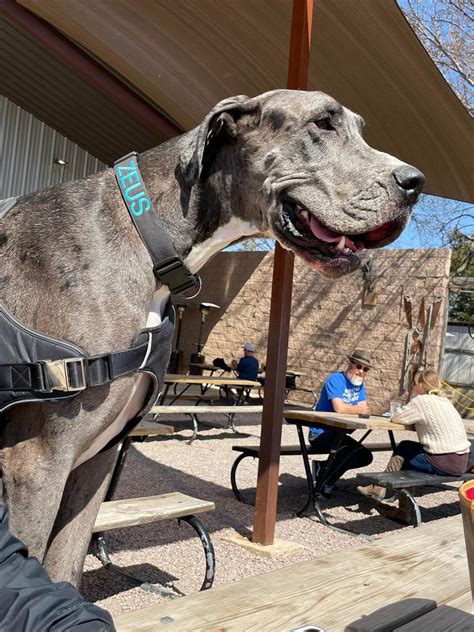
[309,216,342,243]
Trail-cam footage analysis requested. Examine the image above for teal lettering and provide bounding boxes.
[120,169,140,187]
[131,197,151,216]
[124,182,145,202]
[116,159,137,176]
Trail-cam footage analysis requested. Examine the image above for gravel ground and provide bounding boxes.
[81,412,464,617]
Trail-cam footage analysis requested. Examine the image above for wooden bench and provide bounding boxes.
[356,470,474,527]
[128,419,174,437]
[92,492,215,593]
[113,515,472,631]
[151,405,264,443]
[231,442,393,503]
[161,393,216,405]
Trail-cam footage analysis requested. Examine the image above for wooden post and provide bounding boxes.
[459,480,474,612]
[252,0,313,546]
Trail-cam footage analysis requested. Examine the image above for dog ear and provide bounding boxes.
[180,95,259,187]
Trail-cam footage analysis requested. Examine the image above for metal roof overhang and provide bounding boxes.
[0,3,181,164]
[16,0,474,203]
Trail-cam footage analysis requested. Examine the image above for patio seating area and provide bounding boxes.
[2,1,472,630]
[80,412,472,618]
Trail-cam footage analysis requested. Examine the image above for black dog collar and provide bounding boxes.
[114,152,200,296]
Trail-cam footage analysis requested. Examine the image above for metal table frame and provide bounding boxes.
[285,417,397,537]
[91,433,215,595]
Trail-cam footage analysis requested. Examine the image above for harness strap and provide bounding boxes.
[114,152,200,296]
[0,339,150,394]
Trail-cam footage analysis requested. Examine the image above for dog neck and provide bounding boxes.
[138,138,262,325]
[146,216,260,326]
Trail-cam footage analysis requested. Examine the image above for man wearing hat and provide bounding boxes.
[309,349,373,498]
[231,342,259,381]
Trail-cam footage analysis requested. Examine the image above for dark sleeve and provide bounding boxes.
[0,503,115,632]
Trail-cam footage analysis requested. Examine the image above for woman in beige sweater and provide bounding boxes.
[390,369,470,477]
[358,369,471,521]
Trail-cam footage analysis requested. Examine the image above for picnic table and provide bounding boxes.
[160,373,261,405]
[152,374,263,441]
[188,362,222,375]
[284,410,474,533]
[114,514,473,631]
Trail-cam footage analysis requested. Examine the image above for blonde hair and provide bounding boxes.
[414,369,445,397]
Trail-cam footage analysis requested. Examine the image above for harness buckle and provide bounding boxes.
[42,358,87,392]
[154,257,200,295]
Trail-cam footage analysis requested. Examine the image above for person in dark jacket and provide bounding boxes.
[231,342,259,381]
[0,502,115,631]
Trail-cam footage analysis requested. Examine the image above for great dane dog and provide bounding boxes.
[0,89,424,585]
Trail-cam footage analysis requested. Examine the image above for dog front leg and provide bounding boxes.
[1,437,73,562]
[43,445,119,585]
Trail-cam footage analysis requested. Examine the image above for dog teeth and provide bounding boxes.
[335,236,346,251]
[283,213,303,237]
[343,247,352,255]
[288,224,303,237]
[298,207,309,222]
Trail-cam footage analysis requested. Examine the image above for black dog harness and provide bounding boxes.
[0,302,174,419]
[0,152,195,422]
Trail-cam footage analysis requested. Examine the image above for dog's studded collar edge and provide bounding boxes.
[114,151,200,297]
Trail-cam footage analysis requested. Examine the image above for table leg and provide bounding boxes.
[105,437,132,502]
[294,425,375,539]
[389,430,397,452]
[295,425,346,518]
[164,382,193,406]
[91,437,132,565]
[155,382,171,408]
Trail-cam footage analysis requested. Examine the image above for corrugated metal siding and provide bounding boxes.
[442,324,474,419]
[443,325,474,388]
[0,96,106,198]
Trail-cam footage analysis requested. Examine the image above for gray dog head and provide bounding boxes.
[180,89,425,278]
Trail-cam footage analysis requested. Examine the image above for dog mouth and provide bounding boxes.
[276,198,405,275]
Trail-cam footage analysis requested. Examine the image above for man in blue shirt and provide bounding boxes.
[232,342,259,381]
[310,349,373,498]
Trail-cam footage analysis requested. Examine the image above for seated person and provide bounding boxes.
[309,348,373,498]
[230,342,259,381]
[361,369,471,524]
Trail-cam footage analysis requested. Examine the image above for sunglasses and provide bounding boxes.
[352,362,370,372]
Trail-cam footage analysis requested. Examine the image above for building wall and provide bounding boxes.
[0,96,105,199]
[174,248,451,415]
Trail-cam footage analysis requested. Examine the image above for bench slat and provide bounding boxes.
[356,470,474,488]
[395,604,474,630]
[93,492,215,533]
[162,394,215,401]
[232,442,393,456]
[128,421,174,436]
[232,445,303,456]
[151,405,263,414]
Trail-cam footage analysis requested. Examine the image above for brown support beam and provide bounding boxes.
[252,0,313,545]
[0,0,182,140]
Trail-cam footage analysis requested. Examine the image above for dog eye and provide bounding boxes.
[314,117,335,131]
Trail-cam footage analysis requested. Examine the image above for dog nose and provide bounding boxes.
[392,165,425,197]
